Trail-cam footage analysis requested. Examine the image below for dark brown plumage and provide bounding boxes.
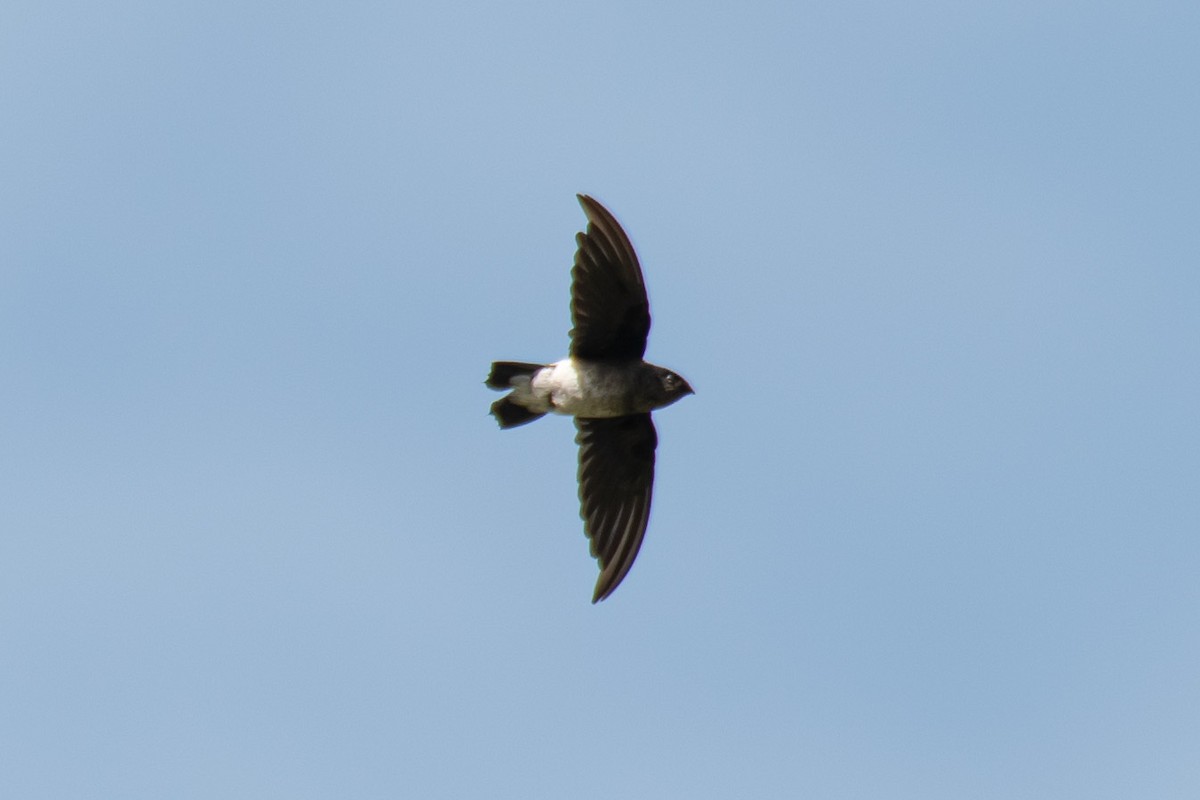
[486,195,692,602]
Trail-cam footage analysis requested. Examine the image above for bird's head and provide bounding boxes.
[653,367,694,408]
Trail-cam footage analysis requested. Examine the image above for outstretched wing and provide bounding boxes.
[575,414,657,602]
[569,195,651,360]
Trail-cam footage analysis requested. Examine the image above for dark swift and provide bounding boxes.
[486,194,693,603]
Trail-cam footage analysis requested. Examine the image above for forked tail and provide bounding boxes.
[486,361,548,429]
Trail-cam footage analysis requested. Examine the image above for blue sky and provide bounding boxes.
[2,2,1198,797]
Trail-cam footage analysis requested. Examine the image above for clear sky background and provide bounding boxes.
[2,2,1198,798]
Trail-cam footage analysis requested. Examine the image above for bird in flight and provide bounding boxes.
[486,194,693,603]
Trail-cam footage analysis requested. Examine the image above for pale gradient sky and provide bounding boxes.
[2,2,1198,798]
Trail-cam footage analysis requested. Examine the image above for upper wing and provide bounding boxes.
[569,195,651,360]
[575,414,657,602]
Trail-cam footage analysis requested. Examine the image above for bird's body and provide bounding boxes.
[498,357,680,419]
[486,195,692,602]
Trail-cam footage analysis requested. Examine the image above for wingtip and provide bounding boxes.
[574,192,633,240]
[591,569,613,603]
[591,569,622,604]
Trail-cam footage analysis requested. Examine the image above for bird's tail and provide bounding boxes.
[487,362,548,429]
[486,361,545,389]
[490,396,546,429]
